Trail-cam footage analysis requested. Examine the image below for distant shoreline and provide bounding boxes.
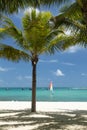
[0,87,87,90]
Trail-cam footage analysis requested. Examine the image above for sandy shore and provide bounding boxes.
[0,101,87,130]
[0,101,87,111]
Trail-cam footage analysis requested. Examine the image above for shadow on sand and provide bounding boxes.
[0,109,87,130]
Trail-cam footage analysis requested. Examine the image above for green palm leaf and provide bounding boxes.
[0,0,39,14]
[3,17,30,50]
[0,43,30,62]
[60,2,82,20]
[39,0,69,6]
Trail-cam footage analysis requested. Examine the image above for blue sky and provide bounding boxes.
[0,2,87,88]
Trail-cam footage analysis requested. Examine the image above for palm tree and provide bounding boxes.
[1,10,68,112]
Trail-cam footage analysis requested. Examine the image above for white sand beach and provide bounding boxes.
[0,101,87,111]
[0,101,87,130]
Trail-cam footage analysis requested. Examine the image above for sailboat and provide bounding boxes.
[49,81,53,92]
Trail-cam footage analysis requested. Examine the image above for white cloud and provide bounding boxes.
[40,59,58,63]
[65,45,83,53]
[17,75,32,80]
[0,67,14,72]
[24,76,32,79]
[62,62,75,66]
[50,60,58,63]
[14,7,40,19]
[81,73,87,76]
[54,69,64,76]
[0,67,8,72]
[24,7,40,16]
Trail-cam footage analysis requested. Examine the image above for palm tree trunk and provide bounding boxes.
[31,61,37,112]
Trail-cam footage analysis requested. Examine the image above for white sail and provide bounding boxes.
[49,81,53,91]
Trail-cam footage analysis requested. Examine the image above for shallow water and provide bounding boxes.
[0,87,87,101]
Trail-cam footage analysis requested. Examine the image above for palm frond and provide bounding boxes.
[50,14,66,28]
[22,9,42,30]
[0,0,39,14]
[0,28,6,39]
[39,0,69,6]
[45,28,87,54]
[0,43,31,62]
[50,11,86,34]
[60,2,82,20]
[50,14,77,31]
[60,33,87,50]
[46,28,65,42]
[69,19,86,29]
[50,1,85,32]
[47,34,66,53]
[3,17,30,50]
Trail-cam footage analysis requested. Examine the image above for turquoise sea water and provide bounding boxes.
[0,88,87,101]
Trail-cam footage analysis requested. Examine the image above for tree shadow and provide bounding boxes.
[0,109,87,130]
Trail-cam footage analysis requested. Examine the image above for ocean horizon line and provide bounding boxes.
[0,87,87,90]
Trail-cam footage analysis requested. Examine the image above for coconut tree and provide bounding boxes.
[1,10,70,112]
